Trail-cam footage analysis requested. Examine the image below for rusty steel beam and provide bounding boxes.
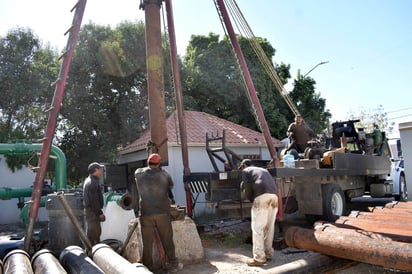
[285,226,412,272]
[143,0,169,164]
[335,216,412,237]
[348,210,412,220]
[384,201,412,209]
[314,221,412,243]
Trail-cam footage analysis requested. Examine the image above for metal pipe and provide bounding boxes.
[164,0,193,217]
[59,245,104,274]
[3,249,33,274]
[91,243,151,274]
[104,192,135,210]
[285,226,412,272]
[215,0,284,221]
[57,191,92,252]
[31,249,67,274]
[142,0,169,163]
[24,0,87,252]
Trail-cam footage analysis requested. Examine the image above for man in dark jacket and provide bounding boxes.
[135,153,182,272]
[239,159,278,267]
[83,162,106,245]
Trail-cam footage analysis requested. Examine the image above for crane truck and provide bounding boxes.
[189,119,399,222]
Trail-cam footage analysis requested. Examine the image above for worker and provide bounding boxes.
[239,159,278,267]
[286,115,316,155]
[134,153,183,272]
[83,162,106,245]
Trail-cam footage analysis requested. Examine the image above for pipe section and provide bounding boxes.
[285,226,412,272]
[3,249,33,274]
[104,192,135,210]
[59,245,104,274]
[0,143,67,189]
[31,249,67,274]
[91,243,152,274]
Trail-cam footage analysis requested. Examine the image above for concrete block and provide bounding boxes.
[124,217,204,267]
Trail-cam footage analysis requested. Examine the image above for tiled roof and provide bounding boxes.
[118,111,280,155]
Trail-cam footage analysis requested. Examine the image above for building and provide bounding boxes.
[399,121,412,202]
[116,111,282,215]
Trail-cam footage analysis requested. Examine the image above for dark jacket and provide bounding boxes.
[241,166,277,202]
[83,175,104,216]
[135,167,174,216]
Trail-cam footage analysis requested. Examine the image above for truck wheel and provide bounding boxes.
[322,184,346,222]
[395,174,407,202]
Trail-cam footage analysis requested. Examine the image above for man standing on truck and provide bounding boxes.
[239,159,278,266]
[286,115,316,155]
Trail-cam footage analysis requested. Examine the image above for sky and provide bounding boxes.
[1,0,412,138]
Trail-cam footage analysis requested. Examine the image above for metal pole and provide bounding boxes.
[164,0,193,217]
[216,0,284,221]
[142,0,169,164]
[303,61,329,78]
[24,0,87,251]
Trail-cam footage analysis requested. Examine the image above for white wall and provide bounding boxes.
[0,155,48,224]
[399,122,412,201]
[163,145,271,217]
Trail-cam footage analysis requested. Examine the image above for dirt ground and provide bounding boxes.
[173,212,404,274]
[0,211,406,274]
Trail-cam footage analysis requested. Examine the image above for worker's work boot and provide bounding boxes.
[246,258,266,266]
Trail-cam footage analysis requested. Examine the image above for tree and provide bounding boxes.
[347,104,394,135]
[291,71,331,134]
[59,21,156,184]
[0,28,58,170]
[182,33,329,139]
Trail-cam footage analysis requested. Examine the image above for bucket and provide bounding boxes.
[46,191,84,256]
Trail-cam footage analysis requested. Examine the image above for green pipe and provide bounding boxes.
[20,196,47,228]
[0,185,56,200]
[104,192,135,210]
[0,142,67,189]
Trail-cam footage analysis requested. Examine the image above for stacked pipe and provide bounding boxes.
[285,201,412,272]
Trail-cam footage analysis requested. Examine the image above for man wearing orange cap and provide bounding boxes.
[134,153,182,272]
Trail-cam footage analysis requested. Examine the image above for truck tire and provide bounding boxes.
[322,184,346,222]
[395,174,407,202]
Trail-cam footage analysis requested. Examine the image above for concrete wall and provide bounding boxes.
[399,122,412,202]
[0,155,48,224]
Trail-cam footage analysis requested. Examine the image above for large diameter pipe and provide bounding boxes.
[3,249,33,274]
[143,0,168,163]
[91,243,152,274]
[57,192,92,252]
[104,192,135,210]
[59,245,104,274]
[31,249,67,274]
[285,226,412,272]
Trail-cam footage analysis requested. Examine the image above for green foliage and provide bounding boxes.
[182,33,329,138]
[0,28,58,170]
